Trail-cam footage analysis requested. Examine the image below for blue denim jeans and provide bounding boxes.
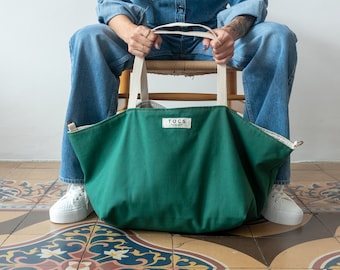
[60,21,297,185]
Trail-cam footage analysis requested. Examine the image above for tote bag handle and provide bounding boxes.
[128,22,227,109]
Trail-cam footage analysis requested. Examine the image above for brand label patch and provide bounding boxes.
[162,118,192,129]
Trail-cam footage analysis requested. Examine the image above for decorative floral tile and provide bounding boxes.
[288,181,340,212]
[0,168,339,270]
[0,179,66,210]
[0,222,226,269]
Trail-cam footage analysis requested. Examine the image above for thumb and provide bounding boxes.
[154,35,163,50]
[202,38,211,50]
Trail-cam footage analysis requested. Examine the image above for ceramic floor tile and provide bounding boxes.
[0,179,66,214]
[0,162,20,179]
[0,211,30,235]
[0,161,59,182]
[11,209,96,236]
[0,178,58,211]
[226,223,253,237]
[184,234,267,267]
[269,238,340,269]
[37,180,68,208]
[0,234,69,270]
[317,162,340,170]
[0,162,340,270]
[17,162,60,170]
[323,169,340,180]
[290,170,336,183]
[80,222,177,269]
[291,162,321,171]
[3,168,59,182]
[288,180,340,212]
[172,234,265,269]
[0,235,9,247]
[0,162,20,169]
[131,230,174,249]
[255,215,335,266]
[315,213,340,237]
[2,234,48,246]
[0,225,93,269]
[248,213,313,238]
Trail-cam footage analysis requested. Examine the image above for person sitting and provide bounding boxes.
[49,0,303,226]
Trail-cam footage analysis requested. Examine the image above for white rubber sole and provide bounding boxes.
[262,207,303,226]
[49,204,93,224]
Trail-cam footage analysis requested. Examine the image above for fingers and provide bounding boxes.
[128,25,233,62]
[202,38,211,50]
[210,29,235,65]
[154,35,162,50]
[128,26,161,57]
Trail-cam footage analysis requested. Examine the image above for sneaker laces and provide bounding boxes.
[64,184,90,209]
[270,185,296,207]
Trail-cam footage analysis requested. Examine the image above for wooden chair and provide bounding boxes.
[118,60,245,113]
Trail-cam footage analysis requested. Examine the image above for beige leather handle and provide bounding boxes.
[128,23,227,109]
[152,22,217,40]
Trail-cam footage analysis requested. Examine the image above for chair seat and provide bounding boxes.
[146,60,223,75]
[118,60,245,112]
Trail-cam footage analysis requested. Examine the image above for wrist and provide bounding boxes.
[108,15,137,44]
[222,15,256,41]
[221,25,238,41]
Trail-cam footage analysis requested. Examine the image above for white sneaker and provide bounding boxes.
[262,185,303,225]
[49,184,93,224]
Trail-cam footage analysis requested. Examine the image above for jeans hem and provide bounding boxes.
[59,175,85,185]
[275,180,290,185]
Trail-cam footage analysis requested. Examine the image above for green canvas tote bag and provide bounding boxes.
[67,24,299,233]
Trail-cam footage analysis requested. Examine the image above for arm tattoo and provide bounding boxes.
[222,15,256,40]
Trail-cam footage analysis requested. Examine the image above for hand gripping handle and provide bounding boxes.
[128,23,227,108]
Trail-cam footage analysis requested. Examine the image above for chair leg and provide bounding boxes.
[227,69,237,107]
[118,70,131,110]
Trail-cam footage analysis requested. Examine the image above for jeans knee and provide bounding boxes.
[69,24,113,51]
[266,23,298,70]
[260,22,297,47]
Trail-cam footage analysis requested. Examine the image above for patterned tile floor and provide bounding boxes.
[0,161,339,269]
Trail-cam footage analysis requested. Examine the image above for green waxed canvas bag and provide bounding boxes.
[67,24,299,233]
